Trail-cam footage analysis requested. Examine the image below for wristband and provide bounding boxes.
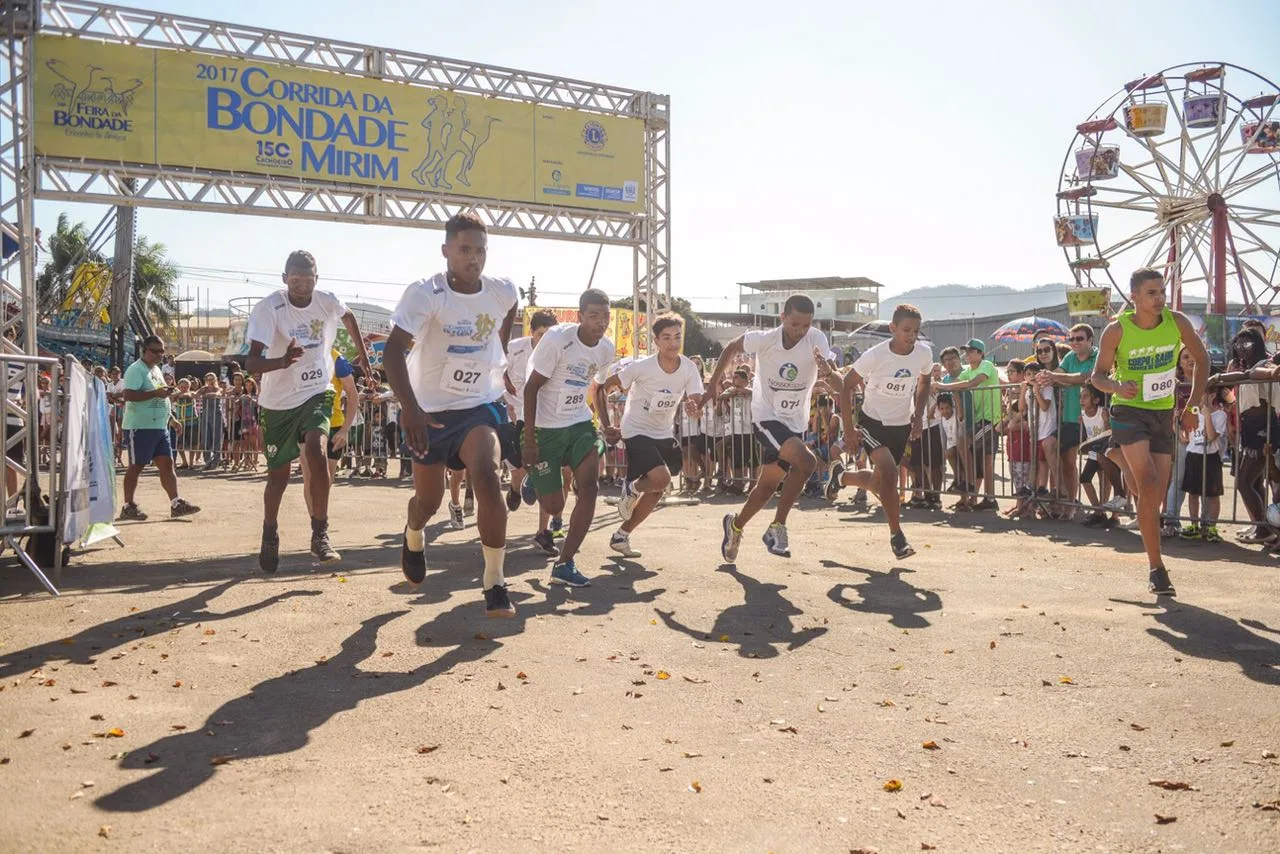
[1186,406,1200,415]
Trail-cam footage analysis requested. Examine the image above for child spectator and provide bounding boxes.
[1077,382,1109,519]
[1002,359,1034,518]
[1180,388,1229,542]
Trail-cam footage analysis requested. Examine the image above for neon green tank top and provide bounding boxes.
[1112,307,1182,411]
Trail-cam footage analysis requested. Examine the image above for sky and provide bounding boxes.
[35,0,1280,317]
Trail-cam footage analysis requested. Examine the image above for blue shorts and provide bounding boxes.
[413,402,520,471]
[126,428,173,465]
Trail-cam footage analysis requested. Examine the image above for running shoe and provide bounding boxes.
[825,461,845,501]
[972,497,999,512]
[763,522,791,558]
[483,583,517,618]
[533,529,559,556]
[550,560,591,587]
[1201,525,1223,544]
[1082,511,1109,529]
[259,525,280,574]
[616,479,639,522]
[521,476,537,506]
[851,489,869,510]
[311,530,341,563]
[1121,516,1142,530]
[1179,523,1202,540]
[506,488,521,513]
[448,502,464,530]
[550,517,565,539]
[401,527,426,584]
[721,513,743,563]
[1160,521,1180,538]
[610,530,641,558]
[1102,496,1130,513]
[1148,566,1176,596]
[890,531,915,560]
[170,498,201,517]
[117,503,147,521]
[1236,527,1269,544]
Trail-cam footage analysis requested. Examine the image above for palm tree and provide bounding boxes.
[131,236,180,329]
[35,212,104,316]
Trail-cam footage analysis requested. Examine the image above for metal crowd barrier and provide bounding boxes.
[3,353,63,594]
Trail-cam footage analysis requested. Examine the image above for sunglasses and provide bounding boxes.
[1069,336,1089,343]
[1036,347,1053,354]
[146,347,164,355]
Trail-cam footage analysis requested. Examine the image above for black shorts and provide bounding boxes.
[754,420,802,471]
[909,424,945,469]
[860,414,911,466]
[1110,405,1174,456]
[1080,458,1100,484]
[730,433,755,469]
[327,426,347,460]
[412,402,519,471]
[680,434,706,454]
[1059,421,1083,450]
[1239,407,1280,453]
[624,434,682,480]
[969,419,999,456]
[1181,451,1224,497]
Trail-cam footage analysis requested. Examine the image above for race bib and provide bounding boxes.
[295,358,327,394]
[442,356,486,395]
[1142,367,1176,402]
[882,377,913,397]
[649,390,680,415]
[558,388,588,415]
[775,391,806,414]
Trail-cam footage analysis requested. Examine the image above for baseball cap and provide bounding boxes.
[964,338,985,353]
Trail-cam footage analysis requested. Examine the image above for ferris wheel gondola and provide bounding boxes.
[1055,63,1280,315]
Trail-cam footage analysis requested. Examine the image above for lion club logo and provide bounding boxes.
[582,120,608,151]
[779,363,799,382]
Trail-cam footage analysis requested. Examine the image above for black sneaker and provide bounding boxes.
[506,488,521,513]
[483,584,516,618]
[851,489,869,510]
[118,503,147,521]
[533,529,559,556]
[170,498,201,517]
[825,461,845,501]
[401,528,426,585]
[890,531,915,560]
[1082,511,1109,528]
[311,530,341,563]
[1148,567,1176,597]
[973,497,999,512]
[259,526,280,574]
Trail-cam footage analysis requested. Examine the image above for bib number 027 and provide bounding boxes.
[452,368,482,385]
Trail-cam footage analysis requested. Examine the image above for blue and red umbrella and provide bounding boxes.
[991,315,1070,343]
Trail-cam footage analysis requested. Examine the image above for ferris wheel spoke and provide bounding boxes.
[1222,161,1280,201]
[1085,197,1160,214]
[1097,220,1173,259]
[1221,101,1280,189]
[1116,162,1167,199]
[1190,107,1245,190]
[1164,87,1215,195]
[1179,222,1216,291]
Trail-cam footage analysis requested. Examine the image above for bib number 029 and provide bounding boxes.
[299,368,324,382]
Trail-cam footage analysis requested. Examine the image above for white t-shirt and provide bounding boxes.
[389,273,517,413]
[702,398,722,438]
[504,336,535,412]
[617,354,704,440]
[742,326,830,433]
[1029,386,1057,442]
[246,289,348,411]
[851,339,935,426]
[940,414,957,449]
[1187,409,1228,455]
[5,364,23,427]
[526,323,616,429]
[726,395,754,435]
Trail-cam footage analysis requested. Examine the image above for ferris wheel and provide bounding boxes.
[1055,63,1280,314]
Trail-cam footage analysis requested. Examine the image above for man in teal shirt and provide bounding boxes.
[943,338,1002,510]
[119,335,200,521]
[1038,323,1098,511]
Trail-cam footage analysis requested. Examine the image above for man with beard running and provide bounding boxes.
[384,213,520,617]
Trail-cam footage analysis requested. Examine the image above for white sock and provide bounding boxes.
[170,497,182,508]
[482,545,505,589]
[405,525,426,552]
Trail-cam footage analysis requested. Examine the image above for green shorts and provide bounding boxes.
[528,420,604,496]
[261,391,334,470]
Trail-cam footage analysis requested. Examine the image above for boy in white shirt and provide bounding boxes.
[245,250,370,572]
[523,289,617,587]
[601,313,705,557]
[704,294,830,561]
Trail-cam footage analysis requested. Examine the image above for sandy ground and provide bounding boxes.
[1,468,1278,854]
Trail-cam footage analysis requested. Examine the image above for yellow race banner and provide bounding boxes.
[34,35,644,213]
[1066,287,1112,317]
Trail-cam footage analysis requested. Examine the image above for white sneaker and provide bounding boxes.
[610,530,641,558]
[448,502,464,530]
[1121,516,1142,530]
[616,480,639,522]
[1102,496,1129,512]
[763,522,791,557]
